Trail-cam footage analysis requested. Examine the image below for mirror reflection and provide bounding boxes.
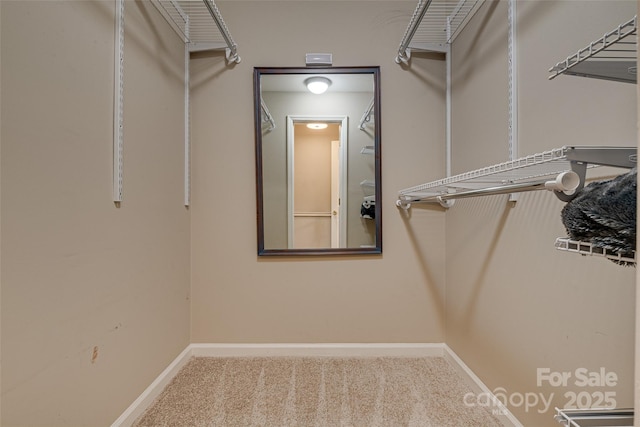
[254,67,381,256]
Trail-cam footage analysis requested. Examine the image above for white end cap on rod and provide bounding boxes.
[544,171,580,194]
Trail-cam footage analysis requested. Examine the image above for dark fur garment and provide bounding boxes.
[561,168,636,266]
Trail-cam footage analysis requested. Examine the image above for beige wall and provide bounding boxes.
[2,1,637,426]
[1,1,191,425]
[447,1,637,426]
[190,0,447,343]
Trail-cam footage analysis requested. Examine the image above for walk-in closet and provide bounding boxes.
[1,1,637,426]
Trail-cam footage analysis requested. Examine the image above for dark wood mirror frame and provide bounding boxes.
[254,66,382,256]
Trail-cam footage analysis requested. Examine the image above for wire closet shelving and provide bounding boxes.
[549,15,637,84]
[396,146,636,209]
[396,0,486,61]
[150,0,241,61]
[113,0,240,206]
[396,145,637,265]
[396,4,638,424]
[554,407,634,427]
[395,1,637,269]
[546,16,638,424]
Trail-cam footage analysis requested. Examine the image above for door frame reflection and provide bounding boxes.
[287,115,348,249]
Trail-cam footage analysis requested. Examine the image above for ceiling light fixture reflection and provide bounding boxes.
[305,76,332,94]
[306,123,328,130]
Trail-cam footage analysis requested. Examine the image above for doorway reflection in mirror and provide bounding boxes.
[254,67,381,256]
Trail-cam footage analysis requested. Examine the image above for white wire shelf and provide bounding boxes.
[396,0,486,62]
[397,146,636,209]
[549,15,637,83]
[260,98,275,132]
[150,0,240,62]
[555,407,634,427]
[359,98,375,130]
[360,146,375,155]
[555,238,636,266]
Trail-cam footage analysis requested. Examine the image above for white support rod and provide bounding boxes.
[508,0,518,162]
[184,41,191,207]
[398,171,580,206]
[446,45,452,178]
[399,180,549,206]
[508,0,518,202]
[113,0,124,203]
[396,0,434,64]
[201,0,240,63]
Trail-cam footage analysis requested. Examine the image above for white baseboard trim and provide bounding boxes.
[112,343,521,427]
[443,344,523,427]
[110,345,194,427]
[190,342,447,358]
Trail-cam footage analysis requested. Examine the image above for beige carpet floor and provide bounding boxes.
[133,356,505,427]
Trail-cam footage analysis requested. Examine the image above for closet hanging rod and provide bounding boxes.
[396,172,579,209]
[202,0,240,63]
[396,0,433,64]
[358,98,375,130]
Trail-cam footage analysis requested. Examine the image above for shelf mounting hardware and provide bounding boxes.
[113,0,125,203]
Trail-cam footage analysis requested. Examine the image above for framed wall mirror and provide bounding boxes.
[254,66,381,256]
